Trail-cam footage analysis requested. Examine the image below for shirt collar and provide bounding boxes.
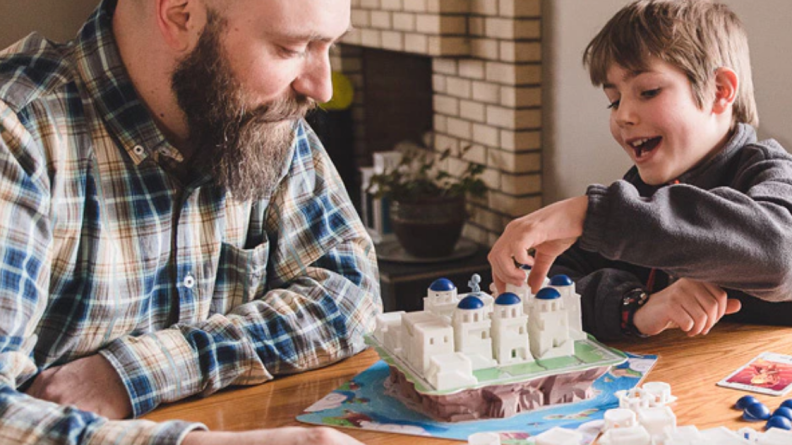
[73,0,179,165]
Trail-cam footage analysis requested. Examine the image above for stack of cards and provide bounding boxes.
[717,352,792,396]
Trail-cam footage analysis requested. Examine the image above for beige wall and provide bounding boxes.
[544,0,792,203]
[0,0,99,49]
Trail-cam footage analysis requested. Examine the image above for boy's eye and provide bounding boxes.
[607,100,620,110]
[641,88,661,98]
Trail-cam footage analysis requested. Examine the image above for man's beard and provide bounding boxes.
[171,12,316,201]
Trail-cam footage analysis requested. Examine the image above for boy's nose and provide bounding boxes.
[614,100,638,127]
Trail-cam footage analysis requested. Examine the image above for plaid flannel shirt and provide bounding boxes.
[0,1,381,443]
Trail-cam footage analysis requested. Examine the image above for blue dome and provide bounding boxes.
[429,278,455,292]
[550,275,573,286]
[536,288,561,300]
[458,295,485,310]
[519,264,532,270]
[495,292,521,305]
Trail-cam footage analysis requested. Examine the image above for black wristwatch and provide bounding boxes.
[621,288,650,338]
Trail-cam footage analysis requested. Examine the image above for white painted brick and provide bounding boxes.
[432,74,447,93]
[463,223,490,245]
[447,117,473,139]
[472,81,500,104]
[458,60,485,79]
[381,0,403,10]
[434,94,460,116]
[434,114,448,133]
[501,173,542,195]
[403,0,428,12]
[500,130,542,151]
[342,29,363,45]
[469,17,485,36]
[489,192,542,216]
[461,143,487,164]
[501,86,541,107]
[460,100,486,122]
[488,149,541,173]
[361,29,382,47]
[405,33,428,53]
[434,133,460,152]
[499,0,541,17]
[371,11,392,29]
[433,58,458,75]
[500,41,542,63]
[445,77,472,99]
[472,123,500,146]
[427,0,440,13]
[486,106,542,129]
[416,14,441,34]
[471,0,498,15]
[351,10,371,27]
[485,62,541,85]
[393,12,416,31]
[361,0,381,8]
[471,38,499,60]
[471,206,503,232]
[429,37,469,56]
[485,18,540,39]
[381,31,404,50]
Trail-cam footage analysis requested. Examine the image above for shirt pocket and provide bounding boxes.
[212,240,270,315]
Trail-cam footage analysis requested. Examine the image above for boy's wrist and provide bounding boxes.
[621,288,650,338]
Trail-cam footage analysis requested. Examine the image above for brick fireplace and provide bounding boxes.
[330,0,543,245]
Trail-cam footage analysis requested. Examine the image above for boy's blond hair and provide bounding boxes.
[583,0,758,127]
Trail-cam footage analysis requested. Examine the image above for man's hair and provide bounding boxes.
[583,0,758,126]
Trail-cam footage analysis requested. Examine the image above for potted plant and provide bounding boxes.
[367,139,487,258]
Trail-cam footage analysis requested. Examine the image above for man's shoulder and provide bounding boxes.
[0,32,77,113]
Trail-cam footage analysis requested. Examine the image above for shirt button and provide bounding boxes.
[183,275,195,289]
[133,145,145,155]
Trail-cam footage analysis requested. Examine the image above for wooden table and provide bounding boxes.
[143,323,792,443]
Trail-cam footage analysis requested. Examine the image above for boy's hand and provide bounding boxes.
[632,278,742,336]
[488,196,588,294]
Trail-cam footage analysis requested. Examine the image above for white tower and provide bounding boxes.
[491,292,533,365]
[549,274,586,340]
[529,288,574,359]
[452,295,495,370]
[401,311,454,374]
[423,278,459,319]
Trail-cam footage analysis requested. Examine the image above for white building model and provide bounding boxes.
[373,272,588,391]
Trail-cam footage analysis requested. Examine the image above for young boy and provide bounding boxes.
[489,0,792,340]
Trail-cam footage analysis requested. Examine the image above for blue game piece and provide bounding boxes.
[535,288,562,300]
[549,274,573,286]
[766,415,792,430]
[744,402,771,421]
[773,407,792,420]
[781,400,792,410]
[457,295,484,310]
[735,395,760,410]
[495,292,521,306]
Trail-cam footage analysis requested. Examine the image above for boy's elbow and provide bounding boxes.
[757,242,792,301]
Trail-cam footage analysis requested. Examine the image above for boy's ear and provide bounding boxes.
[155,0,207,53]
[712,67,738,115]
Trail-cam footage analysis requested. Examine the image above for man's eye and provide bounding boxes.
[279,47,306,58]
[607,100,620,110]
[641,88,660,98]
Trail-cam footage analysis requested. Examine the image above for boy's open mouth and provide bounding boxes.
[630,136,662,159]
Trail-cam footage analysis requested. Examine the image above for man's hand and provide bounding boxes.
[183,427,365,445]
[488,196,588,294]
[633,278,742,336]
[25,354,132,419]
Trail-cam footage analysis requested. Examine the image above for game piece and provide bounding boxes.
[781,399,792,410]
[718,353,792,396]
[735,395,759,410]
[772,406,792,420]
[367,274,627,421]
[603,408,637,431]
[533,426,583,445]
[758,427,792,445]
[765,415,792,431]
[598,425,652,445]
[744,402,771,421]
[637,405,677,438]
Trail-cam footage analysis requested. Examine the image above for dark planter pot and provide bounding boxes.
[390,197,466,258]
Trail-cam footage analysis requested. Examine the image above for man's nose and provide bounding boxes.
[292,52,333,104]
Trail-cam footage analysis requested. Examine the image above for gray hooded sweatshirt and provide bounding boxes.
[551,123,792,340]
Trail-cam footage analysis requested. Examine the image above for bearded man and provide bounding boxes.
[0,0,381,444]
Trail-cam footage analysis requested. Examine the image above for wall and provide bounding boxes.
[0,0,99,49]
[544,0,792,203]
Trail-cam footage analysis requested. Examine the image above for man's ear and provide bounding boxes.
[155,0,206,52]
[712,67,738,115]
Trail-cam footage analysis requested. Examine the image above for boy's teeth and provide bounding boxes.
[632,138,649,147]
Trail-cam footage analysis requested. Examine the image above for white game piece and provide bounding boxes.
[637,406,677,438]
[468,432,501,445]
[700,426,753,444]
[426,352,477,390]
[735,427,759,442]
[642,381,677,406]
[401,311,454,374]
[603,408,637,431]
[549,274,587,341]
[598,425,652,445]
[453,295,496,370]
[491,292,533,365]
[662,425,706,445]
[529,288,574,359]
[534,426,583,445]
[758,427,792,445]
